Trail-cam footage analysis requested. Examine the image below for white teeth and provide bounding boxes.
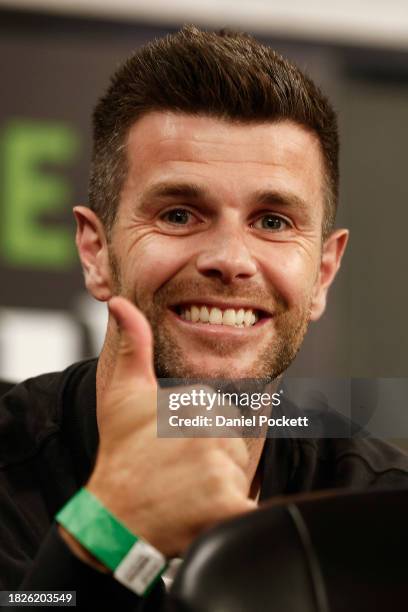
[243,310,253,327]
[179,304,260,327]
[222,309,236,327]
[236,308,245,325]
[200,305,209,322]
[209,307,223,324]
[191,305,200,323]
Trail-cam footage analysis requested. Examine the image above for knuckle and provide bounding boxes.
[201,451,248,500]
[202,452,227,492]
[212,489,245,517]
[229,462,248,489]
[236,439,250,465]
[220,437,249,467]
[182,437,215,456]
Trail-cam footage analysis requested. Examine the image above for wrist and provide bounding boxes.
[57,524,109,573]
[55,488,168,596]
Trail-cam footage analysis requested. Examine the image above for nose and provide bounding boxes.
[195,231,258,284]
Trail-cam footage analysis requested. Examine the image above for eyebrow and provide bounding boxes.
[138,182,210,213]
[253,189,310,214]
[138,181,310,215]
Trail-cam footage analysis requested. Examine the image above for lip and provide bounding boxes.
[167,307,272,336]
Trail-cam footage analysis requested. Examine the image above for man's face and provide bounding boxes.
[107,112,328,380]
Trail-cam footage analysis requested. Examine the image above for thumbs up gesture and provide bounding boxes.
[85,296,255,558]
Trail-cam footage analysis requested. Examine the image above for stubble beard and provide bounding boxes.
[150,304,310,382]
[108,250,311,383]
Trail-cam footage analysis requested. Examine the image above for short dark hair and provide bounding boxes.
[89,25,339,239]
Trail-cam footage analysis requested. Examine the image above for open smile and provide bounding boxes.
[168,301,272,335]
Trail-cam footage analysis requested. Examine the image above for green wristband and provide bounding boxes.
[56,488,167,596]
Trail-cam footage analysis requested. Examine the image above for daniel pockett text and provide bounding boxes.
[157,383,310,437]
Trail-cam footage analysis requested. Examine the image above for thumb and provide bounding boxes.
[108,296,156,387]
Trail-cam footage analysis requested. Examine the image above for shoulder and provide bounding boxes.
[275,396,408,491]
[296,437,408,490]
[0,359,97,468]
[332,437,408,486]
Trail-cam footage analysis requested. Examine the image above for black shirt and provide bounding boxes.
[1,359,408,609]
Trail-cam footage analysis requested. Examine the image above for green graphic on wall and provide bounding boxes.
[1,119,79,269]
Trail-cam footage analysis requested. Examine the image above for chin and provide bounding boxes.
[161,361,263,382]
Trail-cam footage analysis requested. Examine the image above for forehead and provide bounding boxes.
[123,111,325,212]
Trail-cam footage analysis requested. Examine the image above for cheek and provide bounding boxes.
[261,244,319,306]
[123,236,192,302]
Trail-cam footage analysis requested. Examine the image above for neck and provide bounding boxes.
[246,437,266,499]
[96,315,118,409]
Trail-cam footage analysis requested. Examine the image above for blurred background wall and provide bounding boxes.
[0,0,408,384]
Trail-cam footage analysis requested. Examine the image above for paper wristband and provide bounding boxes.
[55,488,167,596]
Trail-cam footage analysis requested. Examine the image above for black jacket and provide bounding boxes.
[1,359,408,609]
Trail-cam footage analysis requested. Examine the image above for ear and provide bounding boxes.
[73,206,114,302]
[310,228,349,321]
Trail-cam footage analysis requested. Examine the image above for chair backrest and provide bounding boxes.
[167,487,408,612]
[0,380,14,398]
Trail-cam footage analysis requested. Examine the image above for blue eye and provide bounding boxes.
[162,208,191,224]
[253,215,288,231]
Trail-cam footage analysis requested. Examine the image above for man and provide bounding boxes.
[1,25,407,609]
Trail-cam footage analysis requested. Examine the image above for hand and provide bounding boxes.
[85,296,255,558]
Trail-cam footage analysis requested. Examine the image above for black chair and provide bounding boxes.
[167,487,408,612]
[0,380,13,398]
